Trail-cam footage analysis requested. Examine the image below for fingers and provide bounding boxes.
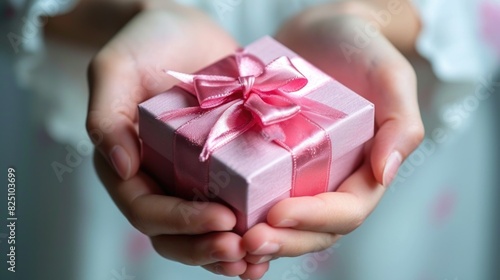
[243,223,340,258]
[277,11,424,186]
[364,51,424,186]
[202,260,269,279]
[371,117,424,186]
[244,255,277,265]
[86,9,239,180]
[315,25,423,187]
[238,262,270,280]
[335,29,423,187]
[267,161,384,234]
[86,51,146,180]
[127,193,237,236]
[94,152,236,235]
[151,232,245,266]
[202,260,247,277]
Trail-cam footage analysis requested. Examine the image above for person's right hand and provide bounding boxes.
[239,2,424,278]
[86,2,258,277]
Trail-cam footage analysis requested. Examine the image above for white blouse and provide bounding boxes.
[413,0,500,81]
[10,0,499,81]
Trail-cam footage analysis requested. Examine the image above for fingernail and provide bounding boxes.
[275,219,298,227]
[109,145,131,180]
[255,255,273,264]
[383,151,402,187]
[252,242,280,255]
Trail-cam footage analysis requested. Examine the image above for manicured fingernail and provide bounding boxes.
[383,151,402,187]
[275,219,298,227]
[252,242,280,255]
[109,145,131,180]
[255,255,273,264]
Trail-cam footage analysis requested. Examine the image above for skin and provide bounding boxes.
[79,0,424,279]
[241,2,424,276]
[87,3,251,277]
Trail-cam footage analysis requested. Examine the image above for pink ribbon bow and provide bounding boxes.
[158,52,345,162]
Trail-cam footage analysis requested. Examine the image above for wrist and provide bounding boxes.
[281,0,420,55]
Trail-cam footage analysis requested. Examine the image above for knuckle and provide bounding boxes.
[165,200,190,233]
[313,233,337,251]
[149,237,203,266]
[87,49,132,87]
[87,52,105,86]
[160,245,203,266]
[150,237,171,260]
[345,207,368,233]
[375,58,416,91]
[85,117,96,135]
[88,51,111,74]
[84,115,102,137]
[150,237,162,254]
[398,59,417,82]
[179,254,203,266]
[128,199,151,236]
[407,122,425,148]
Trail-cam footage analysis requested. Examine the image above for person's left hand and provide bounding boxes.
[239,2,424,278]
[85,3,263,277]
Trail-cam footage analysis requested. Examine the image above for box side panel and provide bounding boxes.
[328,145,365,191]
[142,142,176,196]
[138,88,199,162]
[232,144,365,234]
[210,126,293,214]
[232,191,291,234]
[143,142,249,215]
[139,37,375,219]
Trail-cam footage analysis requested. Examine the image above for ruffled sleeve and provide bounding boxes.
[412,0,500,81]
[7,0,77,53]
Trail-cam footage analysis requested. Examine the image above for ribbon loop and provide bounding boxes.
[244,94,301,126]
[161,52,346,161]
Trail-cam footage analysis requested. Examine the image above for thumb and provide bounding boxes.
[371,118,424,187]
[369,62,425,187]
[86,54,145,180]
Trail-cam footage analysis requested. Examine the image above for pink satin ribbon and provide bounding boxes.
[158,52,346,197]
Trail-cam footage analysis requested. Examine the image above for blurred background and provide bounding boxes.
[1,0,499,279]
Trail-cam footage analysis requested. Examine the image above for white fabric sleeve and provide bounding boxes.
[173,0,333,45]
[8,0,77,53]
[412,0,500,82]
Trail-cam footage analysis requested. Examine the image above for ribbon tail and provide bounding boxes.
[299,98,347,120]
[254,56,308,92]
[165,70,196,83]
[199,101,255,162]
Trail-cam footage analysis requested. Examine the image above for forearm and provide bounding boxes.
[354,0,421,54]
[285,0,421,55]
[43,0,185,47]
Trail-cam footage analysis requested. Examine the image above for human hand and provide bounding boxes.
[240,1,424,276]
[86,4,253,277]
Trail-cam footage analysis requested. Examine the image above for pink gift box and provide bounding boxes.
[139,37,374,234]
